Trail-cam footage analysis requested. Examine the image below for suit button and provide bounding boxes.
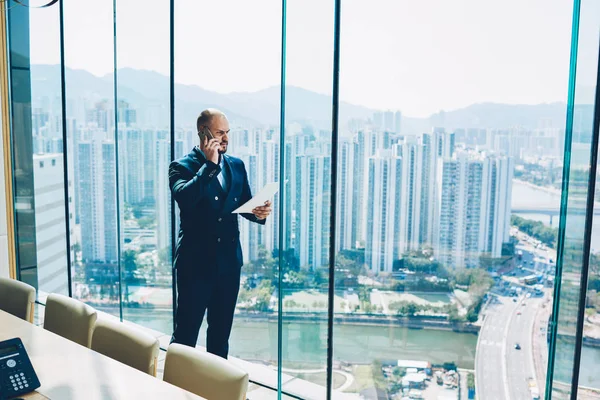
[215,196,219,201]
[218,218,222,222]
[217,238,221,242]
[234,197,238,202]
[231,238,235,242]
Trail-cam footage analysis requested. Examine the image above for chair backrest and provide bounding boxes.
[91,318,160,376]
[163,344,248,400]
[43,293,97,348]
[0,277,36,323]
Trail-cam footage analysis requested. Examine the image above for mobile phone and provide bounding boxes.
[200,127,215,142]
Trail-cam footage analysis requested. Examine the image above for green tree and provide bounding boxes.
[511,215,558,248]
[131,204,145,219]
[252,280,274,312]
[158,247,171,266]
[138,216,155,229]
[122,250,138,302]
[467,372,475,390]
[448,304,463,322]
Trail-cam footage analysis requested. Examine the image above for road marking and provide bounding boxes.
[502,302,517,400]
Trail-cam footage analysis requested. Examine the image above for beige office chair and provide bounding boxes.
[163,344,249,400]
[43,293,97,348]
[0,277,36,323]
[91,318,160,376]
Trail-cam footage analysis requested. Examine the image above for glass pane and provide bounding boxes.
[10,1,71,296]
[574,0,600,398]
[7,3,38,289]
[551,0,600,397]
[62,0,120,316]
[115,0,172,334]
[173,0,282,387]
[337,1,572,399]
[279,0,334,398]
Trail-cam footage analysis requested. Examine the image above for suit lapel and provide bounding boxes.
[221,156,239,213]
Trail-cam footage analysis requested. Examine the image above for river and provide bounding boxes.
[122,308,477,369]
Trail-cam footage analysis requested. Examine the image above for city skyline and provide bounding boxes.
[30,90,531,276]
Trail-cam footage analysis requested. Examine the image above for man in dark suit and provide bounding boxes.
[169,109,271,358]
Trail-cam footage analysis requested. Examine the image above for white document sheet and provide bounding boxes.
[232,182,279,214]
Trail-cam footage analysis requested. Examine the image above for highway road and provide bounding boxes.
[475,295,518,400]
[475,293,542,400]
[506,295,543,400]
[475,240,549,400]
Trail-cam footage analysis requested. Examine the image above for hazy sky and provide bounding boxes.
[27,0,580,117]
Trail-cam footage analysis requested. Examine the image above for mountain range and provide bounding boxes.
[30,65,572,133]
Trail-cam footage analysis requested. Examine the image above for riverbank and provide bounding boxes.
[235,311,480,333]
[514,178,561,196]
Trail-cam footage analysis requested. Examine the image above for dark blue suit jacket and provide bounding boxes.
[170,147,265,276]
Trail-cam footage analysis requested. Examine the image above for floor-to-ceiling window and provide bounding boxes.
[574,2,600,397]
[8,0,70,298]
[61,0,121,317]
[173,0,286,394]
[334,1,572,399]
[114,0,173,334]
[5,1,600,399]
[549,0,600,399]
[279,0,335,397]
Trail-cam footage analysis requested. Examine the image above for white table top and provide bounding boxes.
[0,310,204,400]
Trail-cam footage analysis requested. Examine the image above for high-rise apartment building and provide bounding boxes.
[85,100,112,132]
[365,150,403,273]
[156,139,170,252]
[295,151,331,269]
[435,151,513,269]
[260,139,280,252]
[237,149,260,262]
[394,111,402,134]
[78,137,119,263]
[351,131,367,248]
[121,128,144,205]
[34,153,71,295]
[384,111,394,132]
[336,138,354,252]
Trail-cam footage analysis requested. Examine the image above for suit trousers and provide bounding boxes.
[170,265,241,359]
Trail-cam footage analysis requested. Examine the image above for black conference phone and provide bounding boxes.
[0,338,40,399]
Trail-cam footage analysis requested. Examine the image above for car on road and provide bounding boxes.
[517,311,522,315]
[513,298,517,302]
[522,303,526,306]
[515,343,521,350]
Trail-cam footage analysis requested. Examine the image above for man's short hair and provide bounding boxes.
[196,108,226,131]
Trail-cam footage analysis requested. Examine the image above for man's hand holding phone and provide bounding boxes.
[200,129,220,164]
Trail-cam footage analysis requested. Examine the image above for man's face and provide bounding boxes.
[206,116,230,154]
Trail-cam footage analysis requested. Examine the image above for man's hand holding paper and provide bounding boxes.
[232,181,279,218]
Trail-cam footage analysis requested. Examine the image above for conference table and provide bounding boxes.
[0,310,204,400]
